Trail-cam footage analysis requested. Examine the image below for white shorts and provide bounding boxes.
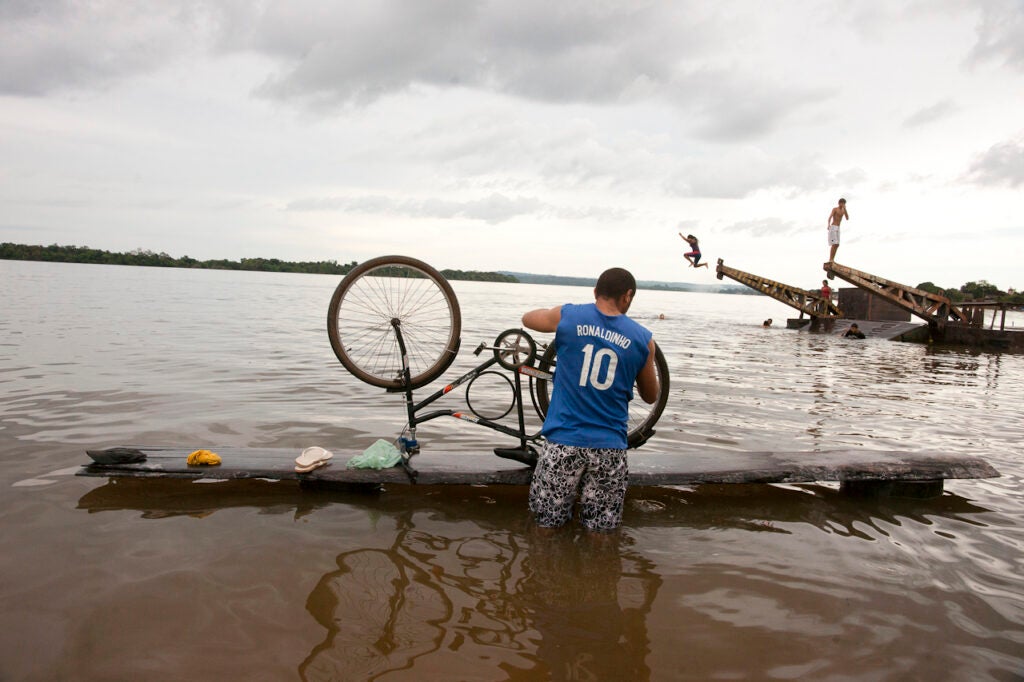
[828,225,840,245]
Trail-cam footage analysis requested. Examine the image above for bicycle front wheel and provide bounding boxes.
[328,255,462,390]
[533,341,670,448]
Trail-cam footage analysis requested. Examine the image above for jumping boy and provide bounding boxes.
[679,233,709,269]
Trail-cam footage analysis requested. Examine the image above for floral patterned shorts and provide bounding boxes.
[528,441,628,532]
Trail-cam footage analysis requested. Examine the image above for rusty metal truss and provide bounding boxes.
[824,261,967,326]
[715,259,842,318]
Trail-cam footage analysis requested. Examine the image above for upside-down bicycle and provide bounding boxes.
[327,255,670,470]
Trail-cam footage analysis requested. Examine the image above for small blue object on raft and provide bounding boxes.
[78,446,999,496]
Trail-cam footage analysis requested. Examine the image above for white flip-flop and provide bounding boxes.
[295,446,333,473]
[295,460,330,473]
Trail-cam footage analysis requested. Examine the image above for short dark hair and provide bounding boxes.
[595,267,636,299]
[838,198,846,204]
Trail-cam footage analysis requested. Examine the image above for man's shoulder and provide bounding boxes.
[559,302,591,318]
[621,314,653,340]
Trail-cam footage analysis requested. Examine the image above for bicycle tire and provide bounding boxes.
[328,255,462,390]
[533,341,670,448]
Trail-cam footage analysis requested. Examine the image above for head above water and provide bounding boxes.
[838,198,846,205]
[594,267,637,313]
[849,323,859,330]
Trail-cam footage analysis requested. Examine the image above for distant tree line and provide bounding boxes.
[0,243,519,283]
[916,279,1023,304]
[508,271,755,295]
[440,269,518,283]
[5,243,1017,298]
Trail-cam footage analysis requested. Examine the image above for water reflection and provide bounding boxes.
[520,528,659,680]
[78,480,664,679]
[301,540,451,680]
[76,479,992,536]
[299,517,660,680]
[76,479,1000,679]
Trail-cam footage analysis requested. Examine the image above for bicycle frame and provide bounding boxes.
[328,256,668,477]
[388,319,549,460]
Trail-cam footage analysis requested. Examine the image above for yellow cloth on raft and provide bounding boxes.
[187,449,222,466]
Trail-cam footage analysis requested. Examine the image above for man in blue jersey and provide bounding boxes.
[522,267,660,532]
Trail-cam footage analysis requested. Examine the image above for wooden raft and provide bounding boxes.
[77,446,999,495]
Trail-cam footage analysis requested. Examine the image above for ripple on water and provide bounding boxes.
[2,262,1023,679]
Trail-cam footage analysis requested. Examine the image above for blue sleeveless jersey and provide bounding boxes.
[542,303,653,449]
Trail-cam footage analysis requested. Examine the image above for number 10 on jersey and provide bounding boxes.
[579,343,618,390]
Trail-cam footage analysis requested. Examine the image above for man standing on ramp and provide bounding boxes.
[828,198,849,262]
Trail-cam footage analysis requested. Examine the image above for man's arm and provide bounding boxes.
[522,306,562,333]
[635,339,659,404]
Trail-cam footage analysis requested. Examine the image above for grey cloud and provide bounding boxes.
[286,190,634,224]
[287,192,543,224]
[4,0,827,142]
[392,113,675,193]
[248,1,693,106]
[966,135,1024,188]
[550,205,635,222]
[674,70,830,142]
[969,0,1024,70]
[723,218,801,237]
[834,168,868,187]
[902,100,958,128]
[668,151,865,199]
[0,1,214,95]
[243,2,819,140]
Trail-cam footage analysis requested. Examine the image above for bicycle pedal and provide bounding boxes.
[493,446,538,467]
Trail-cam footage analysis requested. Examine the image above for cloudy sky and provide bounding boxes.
[2,1,1022,290]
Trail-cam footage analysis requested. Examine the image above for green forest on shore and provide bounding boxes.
[2,242,1020,303]
[0,243,518,283]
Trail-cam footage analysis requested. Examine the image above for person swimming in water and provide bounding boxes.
[679,232,709,269]
[842,323,865,339]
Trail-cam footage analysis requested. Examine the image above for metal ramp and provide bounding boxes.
[716,259,842,318]
[824,262,967,327]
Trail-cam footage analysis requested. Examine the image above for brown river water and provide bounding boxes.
[2,260,1023,681]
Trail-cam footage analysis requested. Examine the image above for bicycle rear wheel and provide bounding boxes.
[328,255,461,390]
[533,341,670,448]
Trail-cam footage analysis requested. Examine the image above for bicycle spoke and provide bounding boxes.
[329,257,461,389]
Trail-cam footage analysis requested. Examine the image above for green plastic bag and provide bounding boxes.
[347,439,402,469]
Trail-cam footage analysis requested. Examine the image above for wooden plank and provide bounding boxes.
[77,446,999,488]
[715,259,843,319]
[824,261,967,325]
